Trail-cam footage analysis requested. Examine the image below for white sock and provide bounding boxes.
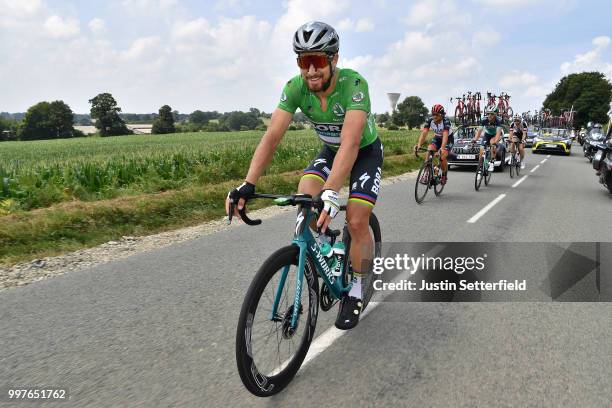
[349,276,362,299]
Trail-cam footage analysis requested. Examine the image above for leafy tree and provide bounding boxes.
[376,112,390,127]
[19,100,75,140]
[395,96,428,129]
[152,105,176,134]
[219,110,263,131]
[189,110,208,125]
[543,72,612,128]
[89,93,131,136]
[0,117,19,141]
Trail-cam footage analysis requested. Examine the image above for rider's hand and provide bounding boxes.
[413,145,420,156]
[316,189,339,233]
[226,181,255,218]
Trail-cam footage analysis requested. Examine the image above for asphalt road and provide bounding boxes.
[1,143,611,408]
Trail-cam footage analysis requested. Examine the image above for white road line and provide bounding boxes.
[512,175,529,188]
[530,164,540,173]
[467,194,506,223]
[547,155,551,158]
[292,245,446,373]
[540,158,547,164]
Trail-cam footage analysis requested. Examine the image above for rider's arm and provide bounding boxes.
[324,110,365,191]
[474,126,483,140]
[417,127,429,148]
[440,129,449,150]
[244,108,292,184]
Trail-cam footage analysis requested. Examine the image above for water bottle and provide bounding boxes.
[331,242,346,277]
[319,239,338,271]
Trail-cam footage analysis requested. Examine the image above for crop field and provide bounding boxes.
[0,129,417,213]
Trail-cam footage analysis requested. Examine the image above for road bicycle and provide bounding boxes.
[451,96,467,126]
[474,142,494,190]
[232,193,381,396]
[508,139,522,178]
[414,147,446,203]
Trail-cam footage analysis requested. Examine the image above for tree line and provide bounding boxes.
[2,71,610,141]
[0,93,273,141]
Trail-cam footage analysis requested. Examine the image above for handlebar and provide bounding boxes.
[227,193,333,226]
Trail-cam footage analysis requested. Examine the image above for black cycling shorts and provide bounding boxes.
[302,138,383,208]
[429,135,454,152]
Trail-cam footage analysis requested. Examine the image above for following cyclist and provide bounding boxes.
[509,113,528,169]
[472,105,503,173]
[225,21,382,330]
[413,104,454,185]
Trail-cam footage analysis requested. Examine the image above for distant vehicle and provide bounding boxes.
[532,128,572,155]
[592,138,612,193]
[525,128,540,147]
[448,125,506,171]
[583,128,606,162]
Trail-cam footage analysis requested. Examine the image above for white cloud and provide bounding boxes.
[44,15,80,38]
[561,35,612,77]
[121,36,161,60]
[404,0,471,31]
[0,0,43,16]
[355,18,374,32]
[88,18,106,35]
[593,36,610,48]
[171,18,210,41]
[336,17,374,32]
[499,71,538,88]
[472,28,501,47]
[341,55,373,71]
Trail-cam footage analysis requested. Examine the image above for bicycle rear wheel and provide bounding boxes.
[433,164,445,196]
[415,160,432,204]
[236,245,319,396]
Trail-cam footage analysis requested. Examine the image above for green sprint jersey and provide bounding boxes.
[277,68,377,150]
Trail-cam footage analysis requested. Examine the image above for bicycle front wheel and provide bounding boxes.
[509,153,516,178]
[415,160,432,204]
[236,245,319,396]
[484,158,493,185]
[475,157,484,191]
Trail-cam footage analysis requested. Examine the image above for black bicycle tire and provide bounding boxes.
[415,159,432,204]
[236,245,319,397]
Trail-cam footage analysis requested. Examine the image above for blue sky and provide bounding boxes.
[1,0,610,114]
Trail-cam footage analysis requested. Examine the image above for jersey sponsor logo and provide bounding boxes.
[314,158,327,167]
[280,92,287,102]
[332,103,345,117]
[359,172,371,189]
[354,78,361,86]
[371,167,382,195]
[312,123,343,140]
[352,91,365,103]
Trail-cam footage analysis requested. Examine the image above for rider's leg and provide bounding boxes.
[299,147,334,231]
[298,177,324,230]
[519,142,525,161]
[346,201,374,299]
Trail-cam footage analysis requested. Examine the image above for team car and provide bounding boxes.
[448,125,507,170]
[525,127,540,147]
[532,128,572,155]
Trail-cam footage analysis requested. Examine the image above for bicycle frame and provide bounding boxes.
[270,205,351,329]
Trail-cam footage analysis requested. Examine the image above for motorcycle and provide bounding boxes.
[592,139,612,193]
[578,131,587,145]
[583,131,606,162]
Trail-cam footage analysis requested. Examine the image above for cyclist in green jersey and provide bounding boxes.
[226,21,383,330]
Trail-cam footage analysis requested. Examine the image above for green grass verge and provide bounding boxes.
[0,153,422,266]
